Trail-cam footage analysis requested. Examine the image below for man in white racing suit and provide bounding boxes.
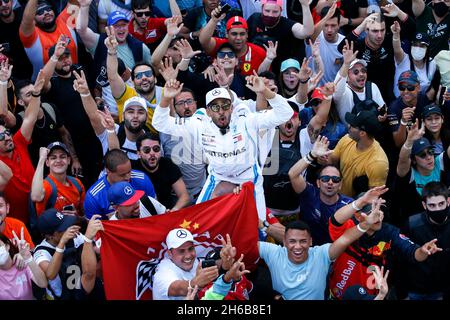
[152,76,294,220]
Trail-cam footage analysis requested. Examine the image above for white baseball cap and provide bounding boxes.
[349,59,368,70]
[205,88,231,106]
[123,96,148,114]
[166,228,195,249]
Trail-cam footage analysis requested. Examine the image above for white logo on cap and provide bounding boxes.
[358,287,366,295]
[176,229,188,238]
[124,186,133,195]
[211,89,221,96]
[56,212,64,220]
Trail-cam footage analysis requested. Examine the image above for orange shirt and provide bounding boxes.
[2,217,35,249]
[0,130,35,224]
[35,175,86,217]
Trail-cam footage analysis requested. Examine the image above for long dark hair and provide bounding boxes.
[0,233,18,260]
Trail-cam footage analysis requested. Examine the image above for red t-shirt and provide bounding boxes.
[128,18,167,44]
[2,217,35,249]
[212,38,266,76]
[0,130,35,224]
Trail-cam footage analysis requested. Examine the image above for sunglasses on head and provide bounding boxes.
[0,130,11,141]
[319,175,341,183]
[398,84,416,92]
[135,70,153,80]
[351,68,367,76]
[141,145,161,154]
[417,149,434,159]
[208,103,231,112]
[36,6,52,16]
[175,98,195,107]
[134,10,151,17]
[217,51,236,59]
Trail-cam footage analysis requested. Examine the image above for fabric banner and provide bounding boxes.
[100,182,259,300]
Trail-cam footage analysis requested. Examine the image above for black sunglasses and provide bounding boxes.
[417,149,434,159]
[1,0,11,4]
[398,84,416,92]
[319,175,341,183]
[0,130,11,141]
[217,51,236,59]
[141,145,161,154]
[134,11,151,17]
[208,103,231,112]
[135,70,153,80]
[351,68,367,76]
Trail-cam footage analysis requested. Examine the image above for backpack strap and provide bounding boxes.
[41,103,57,123]
[365,81,373,100]
[66,176,83,197]
[139,195,158,216]
[44,177,59,209]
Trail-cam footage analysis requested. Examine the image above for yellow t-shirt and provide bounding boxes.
[115,84,157,134]
[333,135,389,197]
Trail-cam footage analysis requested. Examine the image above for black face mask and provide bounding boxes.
[427,206,449,224]
[433,2,449,18]
[261,15,280,27]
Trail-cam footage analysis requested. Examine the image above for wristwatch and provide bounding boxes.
[261,220,270,232]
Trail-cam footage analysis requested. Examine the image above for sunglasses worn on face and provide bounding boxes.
[1,0,10,4]
[417,149,434,159]
[36,6,52,15]
[319,175,342,183]
[209,103,231,112]
[0,130,11,141]
[135,11,151,17]
[217,51,236,59]
[135,70,153,80]
[175,98,195,107]
[352,68,367,76]
[141,145,161,154]
[398,85,416,92]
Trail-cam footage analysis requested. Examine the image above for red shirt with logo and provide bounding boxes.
[212,38,266,76]
[128,18,167,45]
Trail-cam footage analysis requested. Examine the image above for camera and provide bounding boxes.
[201,259,216,268]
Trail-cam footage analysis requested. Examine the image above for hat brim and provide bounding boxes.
[120,190,145,206]
[345,112,358,127]
[55,215,78,233]
[48,145,70,155]
[412,145,433,157]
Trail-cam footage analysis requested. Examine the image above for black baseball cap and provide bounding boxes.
[48,44,70,58]
[345,110,381,136]
[47,141,70,156]
[411,137,433,156]
[413,32,430,46]
[343,285,375,300]
[422,104,443,119]
[37,208,78,235]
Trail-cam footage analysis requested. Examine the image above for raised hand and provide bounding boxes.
[311,135,333,158]
[163,79,184,99]
[246,73,267,93]
[213,61,233,87]
[202,65,216,83]
[224,254,250,282]
[174,38,201,60]
[310,39,321,58]
[406,120,425,143]
[72,70,90,95]
[390,20,401,35]
[194,263,219,287]
[159,57,179,82]
[104,26,119,51]
[322,1,337,21]
[53,36,69,59]
[372,265,389,298]
[321,81,337,96]
[307,69,324,94]
[185,285,199,300]
[59,225,81,246]
[12,228,32,261]
[342,39,358,66]
[39,147,50,160]
[381,3,400,17]
[297,57,312,82]
[358,185,389,207]
[85,214,104,240]
[211,6,226,21]
[419,238,443,256]
[78,0,93,7]
[33,70,46,95]
[219,234,237,271]
[166,15,184,37]
[363,12,380,28]
[97,107,116,131]
[263,41,278,61]
[360,198,384,228]
[0,60,12,82]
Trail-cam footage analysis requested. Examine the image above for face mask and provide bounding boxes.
[261,15,279,27]
[0,246,10,265]
[411,46,427,61]
[432,2,449,18]
[427,206,449,224]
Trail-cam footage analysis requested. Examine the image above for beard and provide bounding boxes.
[36,18,56,31]
[124,119,146,134]
[56,66,71,76]
[136,82,155,94]
[0,7,12,18]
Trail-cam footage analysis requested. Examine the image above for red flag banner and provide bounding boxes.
[99,182,259,300]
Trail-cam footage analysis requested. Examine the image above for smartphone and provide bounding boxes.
[63,204,75,211]
[202,259,216,268]
[377,105,387,116]
[0,43,10,54]
[217,3,231,17]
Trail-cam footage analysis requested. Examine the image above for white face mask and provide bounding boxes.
[0,246,10,265]
[411,46,427,61]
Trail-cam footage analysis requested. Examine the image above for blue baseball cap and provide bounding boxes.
[38,208,78,235]
[411,137,433,156]
[398,70,419,85]
[107,11,129,26]
[280,58,300,72]
[47,141,70,155]
[108,181,144,206]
